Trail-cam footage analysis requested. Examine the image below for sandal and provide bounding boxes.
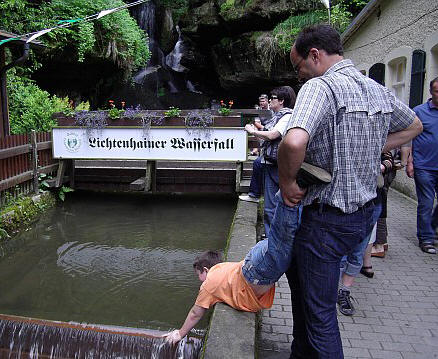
[371,247,385,258]
[360,266,374,278]
[420,244,436,254]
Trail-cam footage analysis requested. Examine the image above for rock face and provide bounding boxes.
[177,0,314,104]
[31,0,316,108]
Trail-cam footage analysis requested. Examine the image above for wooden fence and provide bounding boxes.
[0,131,57,206]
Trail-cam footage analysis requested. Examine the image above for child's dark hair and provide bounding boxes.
[193,251,223,272]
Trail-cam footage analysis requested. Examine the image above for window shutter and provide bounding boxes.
[369,63,385,85]
[409,50,426,108]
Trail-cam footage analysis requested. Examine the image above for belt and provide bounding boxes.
[308,199,375,214]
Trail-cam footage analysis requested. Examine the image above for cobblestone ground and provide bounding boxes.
[258,189,438,359]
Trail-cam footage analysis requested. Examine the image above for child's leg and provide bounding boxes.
[242,191,301,285]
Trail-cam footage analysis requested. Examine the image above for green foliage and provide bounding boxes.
[330,4,353,33]
[255,33,281,75]
[220,0,235,15]
[157,87,166,98]
[58,186,74,201]
[219,0,254,21]
[273,5,353,54]
[338,0,369,17]
[218,99,233,115]
[156,0,189,22]
[0,0,150,73]
[0,193,56,238]
[39,174,74,201]
[7,71,89,134]
[164,106,181,117]
[218,107,231,116]
[7,73,70,133]
[107,108,124,120]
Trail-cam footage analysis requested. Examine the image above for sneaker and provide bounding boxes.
[296,162,332,188]
[337,289,355,316]
[239,194,260,203]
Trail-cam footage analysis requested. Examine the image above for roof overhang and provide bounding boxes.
[341,0,384,45]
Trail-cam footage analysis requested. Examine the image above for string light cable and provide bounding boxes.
[0,0,148,46]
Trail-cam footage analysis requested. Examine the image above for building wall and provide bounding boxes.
[343,0,438,201]
[344,0,438,77]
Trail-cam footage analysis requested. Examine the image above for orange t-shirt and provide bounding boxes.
[195,261,275,312]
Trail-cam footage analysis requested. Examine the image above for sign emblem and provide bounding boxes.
[64,133,81,153]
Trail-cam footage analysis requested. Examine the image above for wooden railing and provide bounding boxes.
[0,131,57,206]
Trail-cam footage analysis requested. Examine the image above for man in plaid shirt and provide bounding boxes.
[278,25,423,358]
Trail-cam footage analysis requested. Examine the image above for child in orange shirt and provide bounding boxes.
[165,165,331,344]
[164,193,300,344]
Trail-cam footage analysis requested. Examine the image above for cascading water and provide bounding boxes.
[0,315,203,359]
[114,1,207,109]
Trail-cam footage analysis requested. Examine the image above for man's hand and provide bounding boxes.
[280,179,306,207]
[406,162,414,178]
[163,329,182,345]
[244,124,255,135]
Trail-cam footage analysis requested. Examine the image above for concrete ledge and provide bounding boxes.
[202,200,258,359]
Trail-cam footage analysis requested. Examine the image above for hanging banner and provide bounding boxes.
[52,127,248,161]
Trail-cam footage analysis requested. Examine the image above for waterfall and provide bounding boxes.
[114,0,207,108]
[165,27,187,73]
[0,316,203,359]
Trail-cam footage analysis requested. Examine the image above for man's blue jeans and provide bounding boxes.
[242,193,301,285]
[286,201,375,359]
[263,163,279,237]
[248,156,263,198]
[414,168,438,245]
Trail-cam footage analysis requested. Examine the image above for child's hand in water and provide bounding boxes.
[163,329,182,344]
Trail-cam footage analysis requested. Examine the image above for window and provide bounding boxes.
[385,46,412,104]
[388,57,407,100]
[424,31,438,102]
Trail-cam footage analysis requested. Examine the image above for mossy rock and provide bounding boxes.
[0,192,56,241]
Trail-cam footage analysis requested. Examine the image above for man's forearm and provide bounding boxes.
[178,305,206,338]
[383,117,422,153]
[278,128,309,206]
[278,129,308,183]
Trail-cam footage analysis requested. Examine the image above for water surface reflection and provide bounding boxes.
[0,192,236,331]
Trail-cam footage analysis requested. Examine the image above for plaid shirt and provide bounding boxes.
[286,60,416,213]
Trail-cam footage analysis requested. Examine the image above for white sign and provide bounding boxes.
[52,127,248,161]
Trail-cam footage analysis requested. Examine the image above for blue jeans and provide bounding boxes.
[242,192,301,285]
[286,201,376,359]
[340,200,382,277]
[263,163,279,237]
[248,156,263,198]
[414,169,438,245]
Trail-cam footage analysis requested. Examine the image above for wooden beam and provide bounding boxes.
[0,47,4,138]
[55,160,67,187]
[235,161,243,193]
[0,46,9,137]
[31,131,39,194]
[130,177,146,191]
[0,171,33,191]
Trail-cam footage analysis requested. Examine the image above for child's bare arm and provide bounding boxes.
[165,304,207,344]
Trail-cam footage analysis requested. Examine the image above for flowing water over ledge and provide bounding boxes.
[0,191,236,358]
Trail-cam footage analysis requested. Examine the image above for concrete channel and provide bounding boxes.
[202,199,259,359]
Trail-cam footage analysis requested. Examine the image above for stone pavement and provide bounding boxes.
[258,189,438,359]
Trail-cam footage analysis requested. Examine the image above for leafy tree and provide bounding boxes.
[6,71,89,134]
[0,0,150,73]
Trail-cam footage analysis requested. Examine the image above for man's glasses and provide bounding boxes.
[292,57,304,72]
[269,96,278,101]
